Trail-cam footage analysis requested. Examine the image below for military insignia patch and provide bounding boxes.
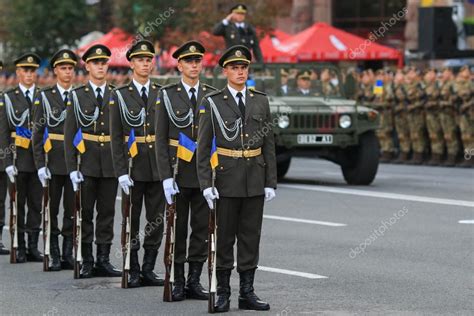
[141,44,147,51]
[27,56,33,63]
[96,48,102,54]
[235,50,242,57]
[190,45,196,53]
[63,52,69,58]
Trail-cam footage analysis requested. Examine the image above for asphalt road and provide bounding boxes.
[0,158,473,315]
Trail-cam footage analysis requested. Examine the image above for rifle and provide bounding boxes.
[121,158,133,288]
[163,159,179,302]
[72,155,82,279]
[208,169,218,313]
[9,151,18,264]
[42,154,51,271]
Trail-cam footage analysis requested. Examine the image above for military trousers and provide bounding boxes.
[48,175,74,237]
[174,187,209,264]
[394,111,411,154]
[13,171,42,234]
[407,110,427,154]
[128,180,165,251]
[0,172,6,230]
[376,109,395,153]
[425,111,445,155]
[81,176,118,244]
[439,108,460,156]
[216,195,264,273]
[459,114,474,152]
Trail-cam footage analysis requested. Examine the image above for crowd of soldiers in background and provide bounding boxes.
[349,65,473,168]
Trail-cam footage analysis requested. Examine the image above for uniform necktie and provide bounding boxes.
[96,87,103,105]
[63,91,69,106]
[141,86,148,105]
[189,87,197,108]
[236,92,245,117]
[25,90,32,106]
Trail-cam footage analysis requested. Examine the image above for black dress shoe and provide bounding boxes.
[80,262,94,278]
[16,248,27,263]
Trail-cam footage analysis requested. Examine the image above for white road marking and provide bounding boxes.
[259,266,328,279]
[264,214,346,227]
[458,220,474,224]
[279,184,474,208]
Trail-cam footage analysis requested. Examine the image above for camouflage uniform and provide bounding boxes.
[424,80,445,165]
[439,80,460,166]
[454,78,474,167]
[374,82,395,161]
[404,80,427,164]
[393,83,411,162]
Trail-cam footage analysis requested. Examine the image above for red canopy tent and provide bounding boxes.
[77,27,136,67]
[262,22,403,66]
[259,29,295,63]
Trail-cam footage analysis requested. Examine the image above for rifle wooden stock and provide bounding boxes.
[208,169,217,313]
[72,156,82,279]
[163,160,179,302]
[42,155,50,272]
[9,151,18,264]
[121,158,133,289]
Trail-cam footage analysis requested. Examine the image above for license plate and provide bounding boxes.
[297,134,333,144]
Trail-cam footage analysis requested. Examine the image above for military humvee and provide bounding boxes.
[153,63,380,185]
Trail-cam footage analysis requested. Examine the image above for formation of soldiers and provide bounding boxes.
[355,66,473,167]
[0,4,277,313]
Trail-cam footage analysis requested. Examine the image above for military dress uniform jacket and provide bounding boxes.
[155,81,217,188]
[213,22,263,63]
[0,91,5,172]
[64,83,116,178]
[197,87,277,198]
[110,82,161,182]
[32,86,69,175]
[0,86,40,172]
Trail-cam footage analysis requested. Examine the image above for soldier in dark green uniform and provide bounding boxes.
[0,53,43,263]
[0,60,9,255]
[64,45,121,278]
[293,70,312,95]
[32,49,77,270]
[156,41,216,301]
[213,4,263,63]
[110,40,166,288]
[197,45,277,312]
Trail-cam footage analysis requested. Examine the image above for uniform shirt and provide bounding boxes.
[19,83,35,99]
[133,79,150,97]
[227,84,246,106]
[56,83,72,102]
[222,19,245,29]
[88,81,106,99]
[181,79,199,100]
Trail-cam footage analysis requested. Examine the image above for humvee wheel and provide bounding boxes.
[341,131,379,185]
[277,157,292,180]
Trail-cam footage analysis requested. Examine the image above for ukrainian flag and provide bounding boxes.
[73,128,86,154]
[210,136,219,170]
[43,127,52,153]
[373,79,383,96]
[176,132,196,162]
[128,128,138,158]
[15,126,31,149]
[199,105,205,114]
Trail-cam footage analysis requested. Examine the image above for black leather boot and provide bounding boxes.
[128,250,141,288]
[172,263,186,301]
[80,243,94,278]
[238,269,270,311]
[186,261,209,300]
[27,232,43,262]
[49,234,61,271]
[214,269,231,313]
[94,244,122,277]
[16,233,26,263]
[61,236,74,269]
[0,226,10,255]
[141,249,164,286]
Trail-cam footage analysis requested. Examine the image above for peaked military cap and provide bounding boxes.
[218,45,251,67]
[50,49,78,68]
[126,40,155,61]
[172,41,205,61]
[230,3,247,14]
[82,44,111,63]
[296,70,311,80]
[14,53,41,68]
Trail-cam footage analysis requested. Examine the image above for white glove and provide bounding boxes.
[5,165,18,183]
[69,171,84,192]
[163,178,180,205]
[264,187,276,202]
[37,167,52,188]
[203,187,219,209]
[118,174,134,195]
